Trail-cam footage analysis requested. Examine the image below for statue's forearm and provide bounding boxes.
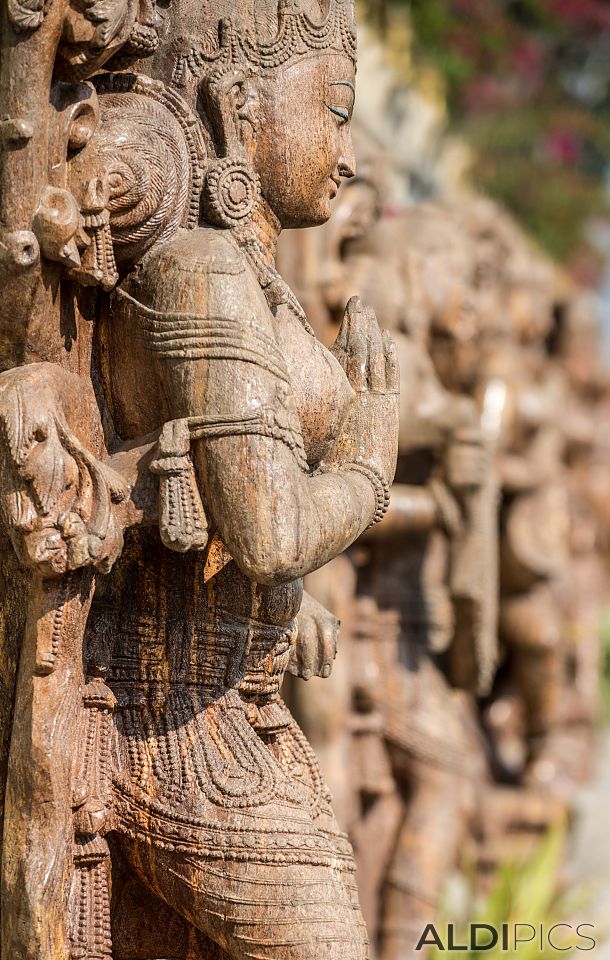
[362,483,437,541]
[200,433,378,585]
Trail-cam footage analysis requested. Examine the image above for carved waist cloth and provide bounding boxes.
[109,612,297,731]
[111,687,350,867]
[107,613,352,864]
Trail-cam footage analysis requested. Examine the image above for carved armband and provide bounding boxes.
[344,462,391,527]
[187,399,309,472]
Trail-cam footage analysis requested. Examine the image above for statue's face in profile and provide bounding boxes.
[334,180,380,244]
[419,248,481,392]
[256,53,356,227]
[508,284,552,347]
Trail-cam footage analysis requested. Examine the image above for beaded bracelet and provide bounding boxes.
[344,462,391,527]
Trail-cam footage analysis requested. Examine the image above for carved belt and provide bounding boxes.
[109,614,297,702]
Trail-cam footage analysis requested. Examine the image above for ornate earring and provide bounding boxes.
[70,175,118,292]
[202,157,261,228]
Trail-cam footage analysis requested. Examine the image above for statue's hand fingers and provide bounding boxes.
[317,614,339,678]
[383,331,400,394]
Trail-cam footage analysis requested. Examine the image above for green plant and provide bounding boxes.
[598,602,610,721]
[359,0,610,280]
[426,819,586,959]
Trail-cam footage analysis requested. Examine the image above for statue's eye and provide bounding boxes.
[326,80,355,126]
[327,104,350,125]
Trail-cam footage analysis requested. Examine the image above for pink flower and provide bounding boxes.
[544,131,583,165]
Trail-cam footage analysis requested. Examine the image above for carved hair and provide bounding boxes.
[74,1,356,269]
[149,0,356,89]
[81,75,207,264]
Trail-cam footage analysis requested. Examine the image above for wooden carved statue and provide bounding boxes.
[355,202,496,960]
[415,200,587,883]
[545,287,610,784]
[0,1,401,958]
[281,165,498,957]
[425,202,567,788]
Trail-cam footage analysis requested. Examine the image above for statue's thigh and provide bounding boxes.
[116,834,368,960]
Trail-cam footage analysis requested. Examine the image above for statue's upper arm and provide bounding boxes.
[121,231,285,419]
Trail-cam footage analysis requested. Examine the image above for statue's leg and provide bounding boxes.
[111,846,191,959]
[249,706,369,952]
[110,692,367,960]
[501,584,566,783]
[351,790,403,948]
[110,847,232,960]
[378,760,465,960]
[116,833,368,960]
[377,660,469,960]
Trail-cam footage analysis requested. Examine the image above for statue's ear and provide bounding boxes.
[201,66,260,162]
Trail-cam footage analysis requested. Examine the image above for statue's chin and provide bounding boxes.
[280,206,332,230]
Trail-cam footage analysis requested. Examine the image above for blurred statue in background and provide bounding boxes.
[0,1,402,958]
[281,144,499,958]
[427,200,608,877]
[547,286,610,781]
[426,204,562,782]
[280,165,610,934]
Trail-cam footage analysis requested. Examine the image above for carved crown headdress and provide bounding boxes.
[159,0,356,87]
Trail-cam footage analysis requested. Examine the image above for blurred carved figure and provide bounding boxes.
[282,156,498,958]
[0,2,402,959]
[547,287,610,782]
[281,172,610,943]
[424,200,609,880]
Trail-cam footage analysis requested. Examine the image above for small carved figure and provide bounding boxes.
[426,201,570,794]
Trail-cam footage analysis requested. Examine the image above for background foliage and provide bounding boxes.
[361,0,610,282]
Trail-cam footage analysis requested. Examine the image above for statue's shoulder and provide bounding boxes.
[123,227,264,320]
[142,227,246,277]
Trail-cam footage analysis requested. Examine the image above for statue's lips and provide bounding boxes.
[329,177,340,197]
